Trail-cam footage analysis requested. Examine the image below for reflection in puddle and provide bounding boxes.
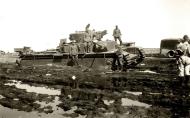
[139,70,158,74]
[35,96,61,110]
[0,95,85,118]
[124,91,142,96]
[0,104,81,118]
[35,96,64,114]
[0,105,40,118]
[1,80,87,118]
[1,80,151,117]
[103,100,114,105]
[103,98,151,108]
[5,80,61,95]
[121,98,151,108]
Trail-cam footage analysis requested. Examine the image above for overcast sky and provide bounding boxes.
[0,0,190,52]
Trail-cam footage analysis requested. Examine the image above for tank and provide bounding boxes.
[58,30,110,53]
[20,28,145,71]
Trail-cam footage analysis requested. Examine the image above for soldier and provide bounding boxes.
[85,24,91,34]
[84,33,93,53]
[176,39,183,50]
[112,46,124,71]
[85,24,95,38]
[69,41,79,66]
[84,24,93,53]
[176,49,190,86]
[183,35,189,44]
[113,25,122,45]
[182,35,190,56]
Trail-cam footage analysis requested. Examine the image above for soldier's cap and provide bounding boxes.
[183,35,189,40]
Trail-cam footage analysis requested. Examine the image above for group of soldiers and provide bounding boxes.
[176,35,190,86]
[69,24,123,66]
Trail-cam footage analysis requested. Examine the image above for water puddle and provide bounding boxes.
[0,104,85,118]
[121,98,151,108]
[103,98,151,108]
[150,92,161,95]
[139,70,158,74]
[103,100,114,105]
[2,80,88,118]
[2,80,151,117]
[5,80,61,95]
[0,92,85,118]
[0,105,41,118]
[124,91,142,96]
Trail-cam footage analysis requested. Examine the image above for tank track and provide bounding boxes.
[111,47,145,71]
[125,47,145,68]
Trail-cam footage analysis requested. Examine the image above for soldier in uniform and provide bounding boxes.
[69,41,79,66]
[84,33,93,53]
[112,45,124,71]
[85,24,91,34]
[176,49,190,86]
[182,35,190,56]
[176,39,183,50]
[84,24,93,53]
[113,25,122,45]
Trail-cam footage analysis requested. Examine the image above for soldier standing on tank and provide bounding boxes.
[84,33,93,53]
[113,25,122,45]
[85,24,91,33]
[69,41,79,66]
[84,24,93,53]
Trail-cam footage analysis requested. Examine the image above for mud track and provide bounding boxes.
[0,63,188,117]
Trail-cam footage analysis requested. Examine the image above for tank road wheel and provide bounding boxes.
[123,47,145,69]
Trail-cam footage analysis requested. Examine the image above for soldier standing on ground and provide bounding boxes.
[69,41,79,66]
[176,39,184,50]
[113,25,122,45]
[112,46,124,71]
[181,35,190,56]
[176,49,190,86]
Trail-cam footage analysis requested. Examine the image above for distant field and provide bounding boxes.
[143,48,160,54]
[143,48,160,57]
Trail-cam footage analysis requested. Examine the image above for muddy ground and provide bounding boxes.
[0,58,189,118]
